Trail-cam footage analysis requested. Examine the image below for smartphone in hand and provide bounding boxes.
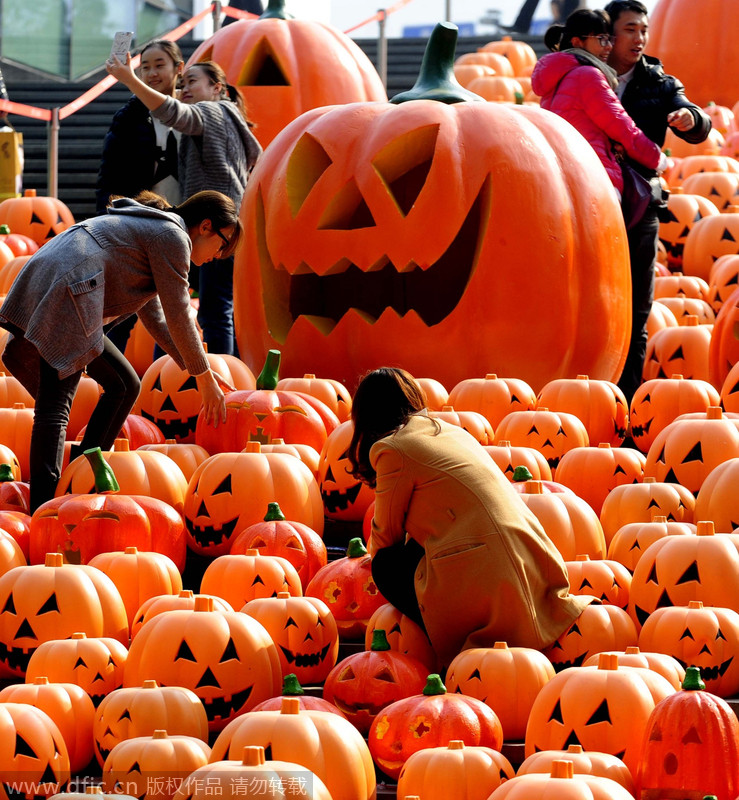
[110,31,134,61]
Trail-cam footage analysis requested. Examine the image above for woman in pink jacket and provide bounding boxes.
[532,8,665,196]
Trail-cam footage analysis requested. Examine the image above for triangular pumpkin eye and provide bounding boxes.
[2,593,16,614]
[152,374,163,392]
[285,617,298,628]
[180,375,198,392]
[287,133,332,216]
[649,723,663,741]
[220,637,239,662]
[680,627,694,640]
[118,709,132,721]
[374,667,395,683]
[682,442,703,463]
[175,640,197,661]
[549,699,564,724]
[676,561,700,584]
[586,699,611,725]
[716,628,727,640]
[74,657,87,668]
[37,593,59,614]
[566,623,581,637]
[579,579,593,590]
[128,761,143,774]
[238,37,290,87]
[372,124,439,217]
[318,178,376,231]
[468,668,482,681]
[15,732,37,757]
[682,725,702,744]
[389,623,402,635]
[213,475,233,495]
[338,665,356,681]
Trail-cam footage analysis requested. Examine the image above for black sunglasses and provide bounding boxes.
[214,228,230,253]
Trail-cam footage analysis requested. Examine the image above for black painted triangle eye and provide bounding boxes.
[15,732,36,757]
[567,623,581,637]
[2,593,16,614]
[680,627,694,640]
[175,640,197,661]
[676,561,700,584]
[717,628,727,640]
[549,699,564,723]
[220,637,239,662]
[180,375,198,392]
[586,699,611,725]
[37,593,59,614]
[74,657,87,668]
[153,374,163,392]
[285,617,298,628]
[468,668,482,681]
[214,474,233,495]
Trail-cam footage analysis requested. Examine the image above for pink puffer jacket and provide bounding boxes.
[532,51,661,192]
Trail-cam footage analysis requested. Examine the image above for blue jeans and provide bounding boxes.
[198,254,237,356]
[30,337,140,512]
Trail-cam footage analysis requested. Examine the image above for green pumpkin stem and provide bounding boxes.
[281,674,305,696]
[512,466,533,482]
[346,537,368,558]
[371,629,391,651]
[422,674,447,696]
[0,464,15,483]
[682,665,705,691]
[256,349,281,391]
[0,225,9,235]
[264,502,286,522]
[84,447,120,494]
[260,0,293,19]
[390,22,484,105]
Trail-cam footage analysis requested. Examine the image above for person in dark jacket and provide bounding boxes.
[604,0,711,402]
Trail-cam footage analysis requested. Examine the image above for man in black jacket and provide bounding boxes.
[604,0,711,403]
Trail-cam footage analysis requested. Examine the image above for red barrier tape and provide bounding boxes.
[1,0,418,122]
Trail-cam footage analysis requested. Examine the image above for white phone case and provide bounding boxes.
[111,31,134,61]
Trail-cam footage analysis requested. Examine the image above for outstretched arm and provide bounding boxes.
[106,53,166,112]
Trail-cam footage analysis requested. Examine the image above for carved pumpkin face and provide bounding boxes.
[639,602,739,698]
[188,14,387,148]
[659,192,719,270]
[0,702,71,798]
[564,557,632,610]
[124,597,282,731]
[683,206,739,283]
[0,191,75,246]
[183,449,324,556]
[234,96,631,391]
[0,556,128,676]
[542,604,638,671]
[102,729,211,800]
[524,655,675,778]
[323,630,428,734]
[318,421,374,521]
[25,633,128,706]
[138,355,255,443]
[195,388,329,456]
[305,538,386,639]
[607,516,697,573]
[495,410,589,473]
[94,681,208,767]
[643,318,712,383]
[242,593,339,686]
[682,171,739,213]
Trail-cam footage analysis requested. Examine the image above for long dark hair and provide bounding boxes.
[185,61,255,128]
[545,9,611,52]
[348,368,427,488]
[132,189,243,258]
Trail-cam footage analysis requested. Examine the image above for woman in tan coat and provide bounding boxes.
[348,368,590,667]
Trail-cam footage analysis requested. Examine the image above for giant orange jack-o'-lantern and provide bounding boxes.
[648,0,739,108]
[234,23,630,392]
[187,0,387,149]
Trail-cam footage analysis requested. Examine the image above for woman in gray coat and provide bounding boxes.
[0,190,240,511]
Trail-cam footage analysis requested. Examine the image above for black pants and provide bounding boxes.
[617,207,660,404]
[371,538,427,631]
[30,337,141,512]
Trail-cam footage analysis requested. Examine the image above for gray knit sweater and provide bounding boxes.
[152,97,262,209]
[0,199,209,394]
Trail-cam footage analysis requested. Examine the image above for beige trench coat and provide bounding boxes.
[369,414,590,666]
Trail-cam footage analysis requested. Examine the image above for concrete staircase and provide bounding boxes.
[4,34,547,221]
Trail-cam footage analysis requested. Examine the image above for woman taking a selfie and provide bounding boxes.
[0,190,239,512]
[106,54,261,356]
[348,367,591,667]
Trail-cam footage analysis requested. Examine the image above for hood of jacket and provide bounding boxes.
[532,49,618,97]
[106,197,187,232]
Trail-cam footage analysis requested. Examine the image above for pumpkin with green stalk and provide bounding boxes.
[234,22,630,392]
[0,463,30,514]
[30,447,187,568]
[195,349,337,454]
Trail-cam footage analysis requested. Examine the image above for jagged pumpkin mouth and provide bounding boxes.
[256,177,490,339]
